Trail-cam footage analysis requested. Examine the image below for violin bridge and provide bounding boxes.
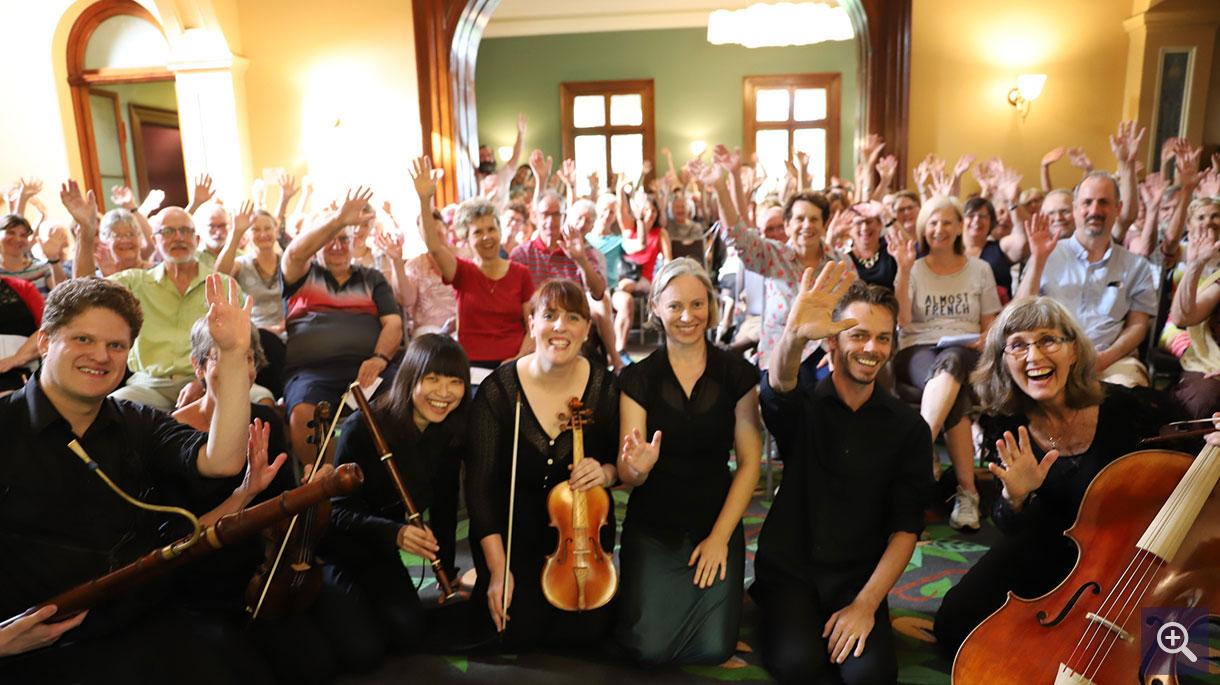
[1054,663,1096,684]
[1085,612,1134,643]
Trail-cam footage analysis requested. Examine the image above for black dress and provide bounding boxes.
[615,344,758,665]
[324,408,463,659]
[465,360,619,650]
[934,384,1189,657]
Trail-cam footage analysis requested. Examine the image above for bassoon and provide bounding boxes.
[35,463,363,622]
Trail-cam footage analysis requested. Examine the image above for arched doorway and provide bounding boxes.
[67,0,188,212]
[412,0,910,204]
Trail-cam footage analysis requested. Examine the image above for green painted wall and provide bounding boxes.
[475,27,859,181]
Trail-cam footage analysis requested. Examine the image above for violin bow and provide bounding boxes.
[249,390,349,620]
[502,391,522,632]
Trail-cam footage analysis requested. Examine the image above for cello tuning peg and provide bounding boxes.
[306,419,318,429]
[306,435,318,445]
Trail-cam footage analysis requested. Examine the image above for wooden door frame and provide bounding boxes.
[67,0,172,211]
[86,88,132,192]
[742,73,842,185]
[413,0,911,202]
[128,104,181,199]
[559,79,655,186]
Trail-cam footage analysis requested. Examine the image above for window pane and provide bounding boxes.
[610,134,643,180]
[573,95,605,128]
[755,129,790,179]
[755,89,790,122]
[574,135,607,197]
[793,128,827,190]
[794,88,827,121]
[609,94,643,126]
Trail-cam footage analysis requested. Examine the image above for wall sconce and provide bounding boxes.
[1007,74,1046,120]
[497,146,514,163]
[690,140,707,157]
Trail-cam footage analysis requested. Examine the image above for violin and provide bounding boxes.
[348,382,457,601]
[540,398,617,612]
[245,402,337,620]
[952,446,1220,684]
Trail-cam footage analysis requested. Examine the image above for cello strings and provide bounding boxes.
[1079,550,1160,679]
[1078,445,1216,679]
[1066,447,1204,673]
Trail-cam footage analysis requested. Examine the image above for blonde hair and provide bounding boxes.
[647,257,720,331]
[971,296,1103,416]
[915,195,965,254]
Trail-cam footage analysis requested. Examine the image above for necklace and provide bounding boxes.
[1039,409,1079,451]
[856,249,880,269]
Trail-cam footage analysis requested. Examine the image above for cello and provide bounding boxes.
[540,397,618,612]
[952,445,1220,683]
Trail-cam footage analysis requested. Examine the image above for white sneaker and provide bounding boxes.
[950,486,980,531]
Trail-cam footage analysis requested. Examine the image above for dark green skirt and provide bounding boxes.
[614,523,745,665]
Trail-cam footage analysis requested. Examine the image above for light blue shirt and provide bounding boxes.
[1038,236,1157,351]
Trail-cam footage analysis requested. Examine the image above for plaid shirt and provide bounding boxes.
[509,236,602,288]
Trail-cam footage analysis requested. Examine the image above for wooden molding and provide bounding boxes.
[129,104,179,201]
[416,0,911,199]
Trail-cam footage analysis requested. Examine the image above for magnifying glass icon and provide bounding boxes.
[1156,621,1198,663]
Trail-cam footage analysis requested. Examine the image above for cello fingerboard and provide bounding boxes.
[1137,444,1220,561]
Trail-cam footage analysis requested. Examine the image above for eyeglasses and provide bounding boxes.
[155,226,194,238]
[1003,335,1071,358]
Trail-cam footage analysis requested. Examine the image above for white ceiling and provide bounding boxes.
[483,0,812,38]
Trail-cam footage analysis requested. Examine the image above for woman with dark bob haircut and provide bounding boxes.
[933,296,1188,659]
[326,333,472,664]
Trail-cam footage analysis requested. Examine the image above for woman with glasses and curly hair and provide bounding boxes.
[933,296,1188,658]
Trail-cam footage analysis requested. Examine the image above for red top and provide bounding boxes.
[446,258,536,362]
[2,276,44,327]
[624,225,663,281]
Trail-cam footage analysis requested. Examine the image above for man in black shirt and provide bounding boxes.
[752,262,932,684]
[0,275,265,682]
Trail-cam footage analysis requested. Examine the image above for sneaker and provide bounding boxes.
[949,486,980,531]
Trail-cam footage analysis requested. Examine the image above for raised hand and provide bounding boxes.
[110,185,136,210]
[784,261,859,343]
[1109,120,1145,165]
[232,199,255,236]
[18,177,43,204]
[1161,137,1181,170]
[1067,147,1093,172]
[988,426,1059,508]
[334,186,375,227]
[37,223,69,261]
[192,173,215,205]
[139,189,165,217]
[1024,211,1058,262]
[528,149,552,184]
[556,158,577,189]
[205,274,251,354]
[641,159,654,177]
[1041,146,1066,166]
[952,153,976,178]
[712,144,741,175]
[1186,218,1220,266]
[1199,167,1220,199]
[996,168,1024,204]
[1139,172,1169,209]
[557,224,587,261]
[889,230,917,271]
[410,156,442,199]
[1175,141,1202,189]
[795,150,811,173]
[861,133,885,165]
[276,172,300,203]
[516,111,528,135]
[620,427,662,478]
[236,418,289,504]
[929,169,954,197]
[251,178,266,210]
[374,229,404,264]
[59,180,97,237]
[587,170,600,194]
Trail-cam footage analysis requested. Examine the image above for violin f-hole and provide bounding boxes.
[1036,581,1101,627]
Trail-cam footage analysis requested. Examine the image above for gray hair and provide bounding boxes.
[452,197,499,241]
[570,198,596,219]
[971,296,1103,416]
[647,257,720,331]
[533,189,565,211]
[189,316,267,382]
[99,208,139,240]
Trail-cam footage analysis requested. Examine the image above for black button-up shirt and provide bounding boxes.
[0,376,223,638]
[756,374,933,582]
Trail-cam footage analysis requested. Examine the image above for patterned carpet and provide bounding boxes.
[342,462,1003,684]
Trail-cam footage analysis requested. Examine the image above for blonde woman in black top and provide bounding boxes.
[616,257,763,665]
